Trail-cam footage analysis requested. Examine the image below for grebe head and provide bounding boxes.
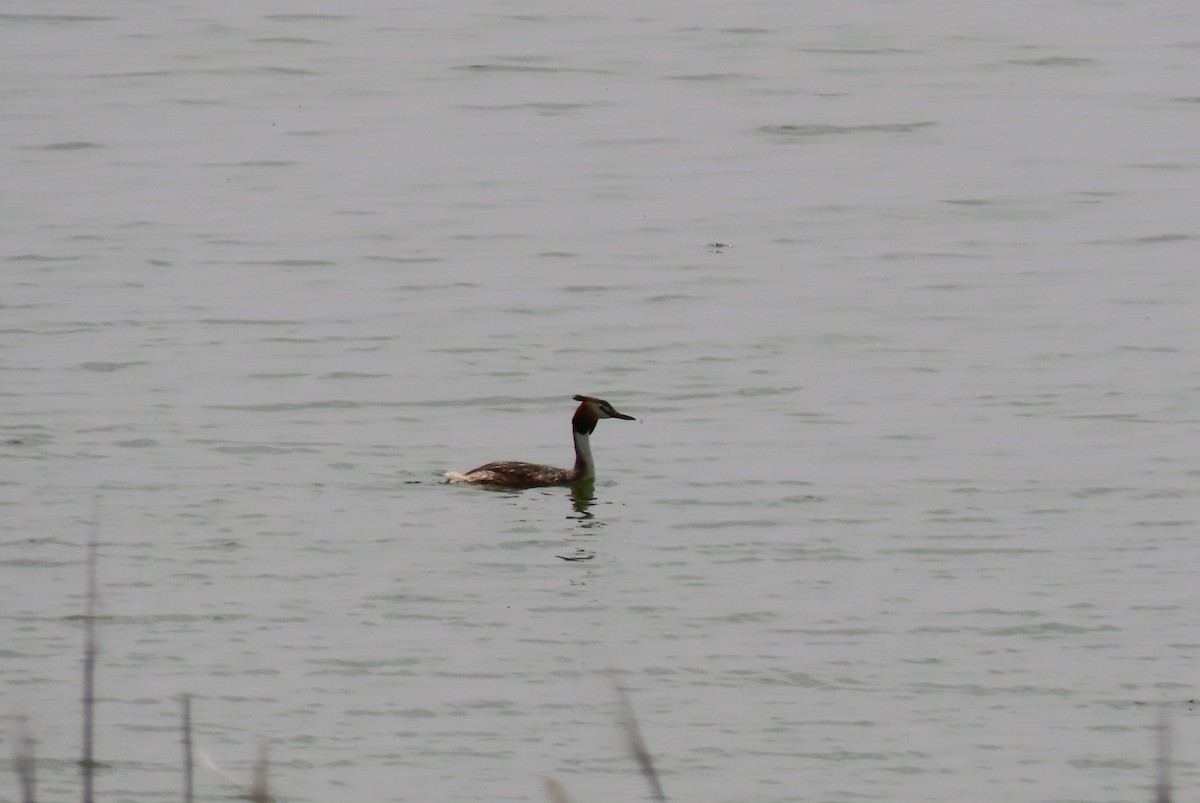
[571,394,635,435]
[573,394,636,421]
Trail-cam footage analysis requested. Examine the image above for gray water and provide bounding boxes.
[3,2,1199,802]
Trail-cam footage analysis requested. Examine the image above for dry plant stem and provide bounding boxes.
[14,714,37,803]
[81,522,99,803]
[542,776,575,803]
[181,695,194,803]
[615,684,666,803]
[1155,707,1172,803]
[249,743,271,803]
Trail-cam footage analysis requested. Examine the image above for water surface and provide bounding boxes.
[3,2,1199,802]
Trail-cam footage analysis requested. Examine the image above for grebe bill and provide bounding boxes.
[444,394,635,488]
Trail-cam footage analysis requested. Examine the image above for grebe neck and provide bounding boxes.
[571,429,595,482]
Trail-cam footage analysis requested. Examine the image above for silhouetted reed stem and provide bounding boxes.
[615,684,666,803]
[14,715,36,803]
[542,776,573,803]
[81,524,98,803]
[1156,707,1172,803]
[181,695,194,803]
[250,743,271,803]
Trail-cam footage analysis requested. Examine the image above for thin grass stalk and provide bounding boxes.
[181,695,194,803]
[81,522,99,803]
[14,714,37,803]
[614,684,666,803]
[1155,706,1172,803]
[249,743,271,803]
[542,776,574,803]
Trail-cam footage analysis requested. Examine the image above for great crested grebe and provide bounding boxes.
[444,395,635,488]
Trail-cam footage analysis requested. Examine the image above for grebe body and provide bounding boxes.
[445,395,634,489]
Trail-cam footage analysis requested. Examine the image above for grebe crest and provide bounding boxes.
[444,394,635,489]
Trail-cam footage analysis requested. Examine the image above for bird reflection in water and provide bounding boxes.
[558,481,599,562]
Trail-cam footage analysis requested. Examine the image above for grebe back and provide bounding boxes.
[444,394,635,488]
